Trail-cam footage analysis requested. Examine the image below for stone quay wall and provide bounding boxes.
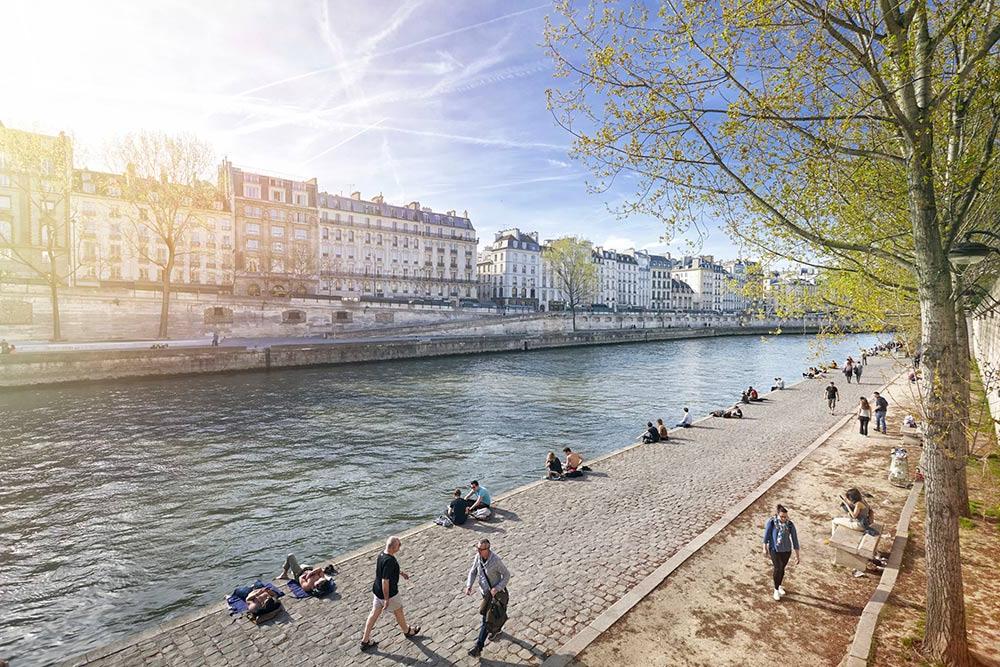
[971,308,1000,440]
[0,324,821,388]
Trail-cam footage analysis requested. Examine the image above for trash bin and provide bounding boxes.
[889,447,910,487]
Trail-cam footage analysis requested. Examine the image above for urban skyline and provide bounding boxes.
[0,0,739,260]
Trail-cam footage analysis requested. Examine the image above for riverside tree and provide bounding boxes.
[545,236,598,330]
[0,127,77,341]
[109,132,215,339]
[546,1,1000,663]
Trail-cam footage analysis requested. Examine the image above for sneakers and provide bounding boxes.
[778,586,786,597]
[773,589,781,601]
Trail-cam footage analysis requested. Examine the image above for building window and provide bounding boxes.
[246,239,259,250]
[269,188,285,203]
[243,183,261,198]
[294,228,307,240]
[246,223,260,235]
[272,242,285,253]
[293,191,308,206]
[271,226,284,238]
[0,195,11,210]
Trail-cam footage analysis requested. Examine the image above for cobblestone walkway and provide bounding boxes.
[67,359,895,667]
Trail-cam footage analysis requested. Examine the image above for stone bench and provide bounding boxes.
[830,523,883,570]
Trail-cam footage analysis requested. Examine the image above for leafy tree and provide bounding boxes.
[0,127,77,340]
[108,132,215,339]
[546,2,1000,662]
[545,236,598,330]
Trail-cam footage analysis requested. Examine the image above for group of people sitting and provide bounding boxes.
[640,418,672,443]
[545,447,592,480]
[802,366,826,379]
[740,386,766,404]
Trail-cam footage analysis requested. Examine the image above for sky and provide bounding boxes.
[0,0,739,258]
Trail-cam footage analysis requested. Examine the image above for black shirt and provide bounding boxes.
[875,396,888,411]
[826,386,839,399]
[646,426,660,442]
[449,498,468,525]
[372,552,400,599]
[548,458,563,474]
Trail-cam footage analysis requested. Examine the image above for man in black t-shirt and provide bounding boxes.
[360,536,420,651]
[826,382,839,414]
[448,488,468,525]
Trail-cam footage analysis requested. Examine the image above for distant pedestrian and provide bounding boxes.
[465,539,510,657]
[861,351,868,366]
[826,382,839,414]
[360,536,420,652]
[858,397,871,436]
[211,332,219,347]
[873,392,889,433]
[675,407,693,428]
[853,364,862,383]
[762,504,800,601]
[843,361,853,383]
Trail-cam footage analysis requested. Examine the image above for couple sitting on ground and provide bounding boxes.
[439,480,493,526]
[710,404,743,419]
[741,386,766,404]
[278,554,336,595]
[545,447,591,480]
[640,418,672,443]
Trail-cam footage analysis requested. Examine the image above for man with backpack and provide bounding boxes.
[465,539,510,657]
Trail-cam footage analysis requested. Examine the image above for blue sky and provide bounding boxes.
[0,0,737,257]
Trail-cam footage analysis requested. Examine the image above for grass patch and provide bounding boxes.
[959,516,976,530]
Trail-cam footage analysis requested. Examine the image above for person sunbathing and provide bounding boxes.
[245,586,281,615]
[279,554,335,594]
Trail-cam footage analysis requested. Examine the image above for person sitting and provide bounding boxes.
[831,488,872,536]
[675,407,693,428]
[545,452,565,480]
[563,447,590,477]
[830,359,838,369]
[771,377,785,391]
[279,554,335,595]
[464,480,492,515]
[740,390,751,404]
[710,409,725,417]
[655,418,670,440]
[748,386,764,401]
[448,488,469,525]
[641,421,660,443]
[724,404,743,418]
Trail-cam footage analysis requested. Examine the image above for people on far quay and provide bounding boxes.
[360,536,420,652]
[0,339,9,355]
[563,447,589,477]
[465,538,511,658]
[762,504,800,602]
[771,377,785,391]
[641,421,661,443]
[832,489,872,536]
[826,381,839,414]
[710,404,743,418]
[747,386,765,401]
[464,481,492,515]
[656,418,670,441]
[861,350,868,366]
[741,390,751,404]
[873,392,889,434]
[829,359,838,369]
[211,331,220,347]
[545,452,564,480]
[278,553,335,594]
[857,397,872,436]
[853,363,862,383]
[448,488,469,525]
[675,407,693,428]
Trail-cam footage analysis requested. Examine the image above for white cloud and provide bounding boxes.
[600,235,637,251]
[546,158,570,168]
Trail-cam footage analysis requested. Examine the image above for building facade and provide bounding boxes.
[0,126,74,287]
[671,255,728,312]
[316,191,477,302]
[72,169,234,290]
[477,228,540,307]
[648,253,675,311]
[220,160,319,297]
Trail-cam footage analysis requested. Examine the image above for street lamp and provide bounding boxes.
[949,230,1000,266]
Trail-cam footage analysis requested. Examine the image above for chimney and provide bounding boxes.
[463,209,469,218]
[446,209,456,216]
[407,201,420,210]
[372,193,384,204]
[351,191,361,200]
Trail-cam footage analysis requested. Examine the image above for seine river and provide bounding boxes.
[0,332,880,664]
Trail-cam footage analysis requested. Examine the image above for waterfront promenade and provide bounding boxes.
[64,358,897,667]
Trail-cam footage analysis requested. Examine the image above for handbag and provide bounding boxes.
[477,563,509,633]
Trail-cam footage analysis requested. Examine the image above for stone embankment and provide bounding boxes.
[0,324,823,388]
[59,358,895,667]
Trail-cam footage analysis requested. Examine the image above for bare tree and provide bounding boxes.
[108,132,215,339]
[0,128,79,341]
[545,236,598,331]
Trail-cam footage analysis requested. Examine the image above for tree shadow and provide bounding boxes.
[785,591,864,616]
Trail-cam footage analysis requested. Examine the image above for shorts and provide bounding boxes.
[372,594,402,613]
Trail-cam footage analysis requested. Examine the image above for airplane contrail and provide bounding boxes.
[236,3,549,96]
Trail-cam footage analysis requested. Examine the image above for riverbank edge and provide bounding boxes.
[4,324,827,389]
[63,359,892,667]
[541,369,902,667]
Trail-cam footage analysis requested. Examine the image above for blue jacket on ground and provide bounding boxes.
[763,516,800,553]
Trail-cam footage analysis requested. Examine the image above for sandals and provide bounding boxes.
[404,625,421,638]
[359,640,378,652]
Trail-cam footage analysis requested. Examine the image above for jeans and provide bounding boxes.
[859,416,870,435]
[828,398,837,411]
[875,410,887,433]
[770,550,791,589]
[475,613,489,649]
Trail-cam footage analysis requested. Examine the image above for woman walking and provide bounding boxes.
[762,504,800,601]
[857,397,871,436]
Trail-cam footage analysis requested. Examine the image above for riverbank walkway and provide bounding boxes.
[65,357,898,667]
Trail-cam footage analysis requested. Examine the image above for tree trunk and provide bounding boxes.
[158,257,173,339]
[910,142,970,665]
[48,275,62,342]
[570,304,577,332]
[953,307,972,517]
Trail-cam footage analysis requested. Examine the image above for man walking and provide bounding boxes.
[853,363,862,384]
[360,536,420,652]
[873,391,889,434]
[826,382,839,414]
[465,539,510,657]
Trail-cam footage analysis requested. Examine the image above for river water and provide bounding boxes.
[0,332,880,664]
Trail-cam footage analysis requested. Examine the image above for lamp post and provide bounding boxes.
[948,230,1000,266]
